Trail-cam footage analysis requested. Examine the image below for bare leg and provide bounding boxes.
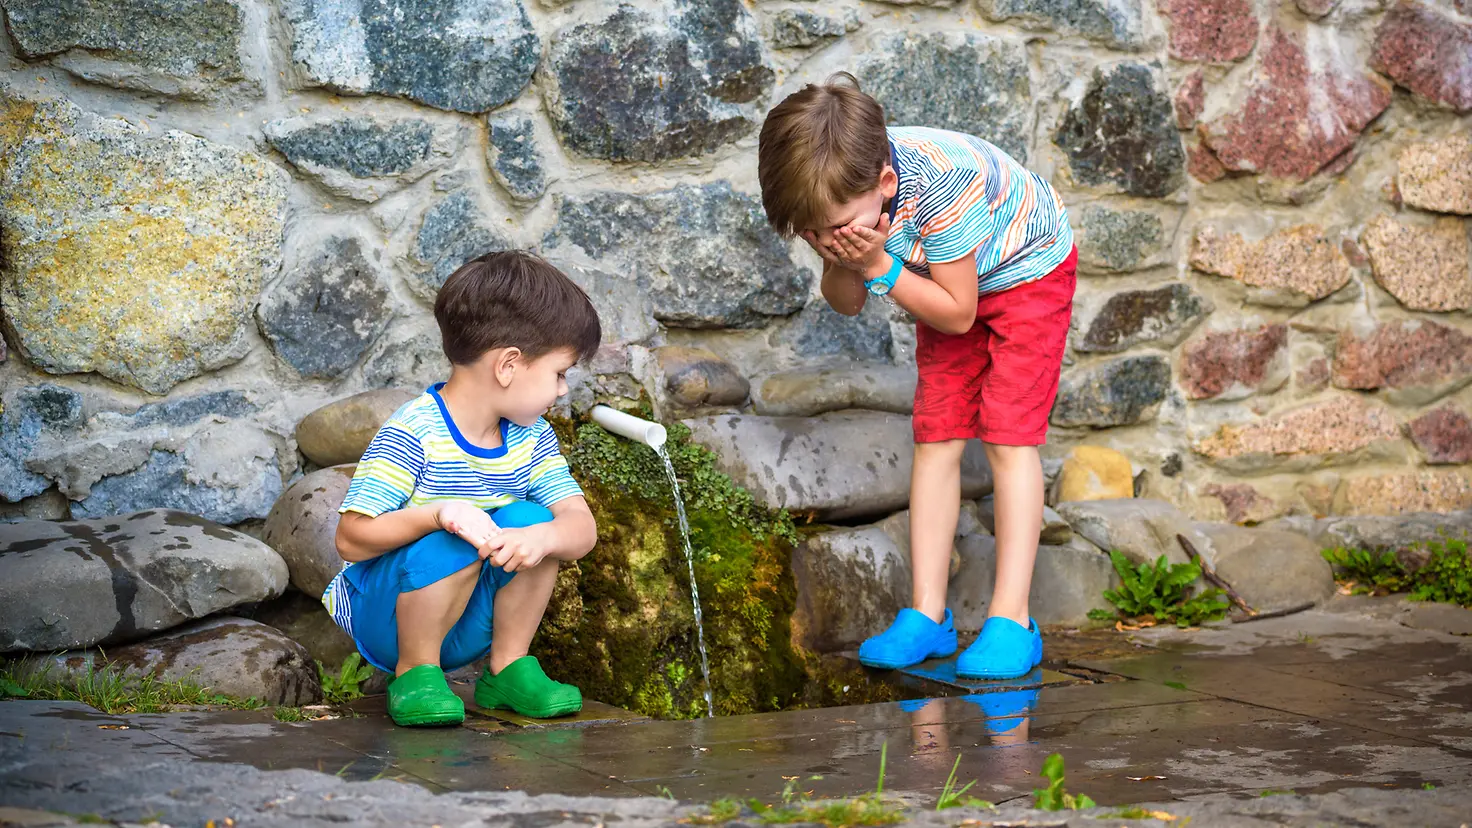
[984,443,1043,626]
[395,561,481,677]
[488,558,560,674]
[910,439,968,623]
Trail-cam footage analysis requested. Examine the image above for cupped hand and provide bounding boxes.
[832,213,892,276]
[436,500,500,548]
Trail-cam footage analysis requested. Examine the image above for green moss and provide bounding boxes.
[533,417,808,718]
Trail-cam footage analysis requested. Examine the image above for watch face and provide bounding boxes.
[869,280,892,296]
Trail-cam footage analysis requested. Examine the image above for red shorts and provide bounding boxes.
[913,247,1077,446]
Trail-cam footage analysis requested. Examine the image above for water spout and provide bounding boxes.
[590,405,667,450]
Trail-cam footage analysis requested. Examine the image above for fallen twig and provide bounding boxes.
[1176,534,1255,616]
[1230,601,1316,624]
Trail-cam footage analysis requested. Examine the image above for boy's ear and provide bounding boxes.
[880,165,898,198]
[494,347,523,387]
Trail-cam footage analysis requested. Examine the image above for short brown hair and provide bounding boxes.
[434,251,601,366]
[758,72,889,238]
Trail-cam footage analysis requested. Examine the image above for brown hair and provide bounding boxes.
[434,250,601,366]
[758,72,889,238]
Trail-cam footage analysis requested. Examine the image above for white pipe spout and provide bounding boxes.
[590,405,667,450]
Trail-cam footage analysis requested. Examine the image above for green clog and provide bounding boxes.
[474,656,582,719]
[387,664,465,727]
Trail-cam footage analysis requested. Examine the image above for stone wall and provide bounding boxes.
[1,0,1470,528]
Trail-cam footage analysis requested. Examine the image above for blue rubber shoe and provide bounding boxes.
[858,608,958,669]
[956,616,1042,679]
[960,687,1040,734]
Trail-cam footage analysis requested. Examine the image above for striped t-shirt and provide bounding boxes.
[884,126,1073,294]
[321,384,582,634]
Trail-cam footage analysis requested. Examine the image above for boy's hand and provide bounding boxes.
[436,500,500,548]
[800,230,861,273]
[833,213,892,278]
[481,525,553,572]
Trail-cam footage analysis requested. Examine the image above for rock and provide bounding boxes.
[1157,0,1258,62]
[1332,320,1472,405]
[264,116,459,202]
[1189,225,1351,305]
[543,0,771,162]
[359,318,452,391]
[1297,356,1332,393]
[1194,523,1336,612]
[1274,511,1472,552]
[1337,469,1472,516]
[1054,445,1135,503]
[1052,355,1171,428]
[1175,70,1205,129]
[860,30,1032,162]
[16,618,320,706]
[681,412,992,521]
[769,9,860,49]
[262,465,354,598]
[410,190,511,299]
[950,536,1115,629]
[1054,62,1184,197]
[792,507,984,650]
[1408,405,1472,465]
[250,590,361,673]
[281,0,539,113]
[553,261,658,346]
[1075,284,1211,353]
[1200,482,1282,525]
[0,510,288,653]
[1400,602,1472,637]
[1179,323,1290,401]
[1397,134,1472,215]
[1193,397,1402,474]
[976,0,1149,51]
[1,0,249,98]
[256,236,391,379]
[752,364,915,417]
[1074,204,1174,273]
[1054,498,1210,566]
[544,183,809,328]
[1201,28,1392,181]
[0,94,287,395]
[1187,140,1229,183]
[655,347,749,408]
[778,298,893,362]
[1296,0,1340,17]
[1361,215,1472,312]
[0,384,84,503]
[296,389,417,468]
[486,112,549,203]
[1371,0,1472,112]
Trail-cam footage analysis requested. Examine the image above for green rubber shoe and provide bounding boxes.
[387,665,465,727]
[474,656,582,719]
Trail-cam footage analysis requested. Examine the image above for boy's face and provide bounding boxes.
[805,165,899,253]
[504,347,578,427]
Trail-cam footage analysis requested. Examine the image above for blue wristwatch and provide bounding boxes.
[865,254,903,296]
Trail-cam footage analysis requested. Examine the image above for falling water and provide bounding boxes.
[655,445,715,718]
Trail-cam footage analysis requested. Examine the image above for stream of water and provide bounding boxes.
[655,446,715,718]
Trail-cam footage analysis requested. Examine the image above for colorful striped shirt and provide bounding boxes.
[321,384,582,634]
[884,126,1073,294]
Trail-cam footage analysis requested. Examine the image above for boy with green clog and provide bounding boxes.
[323,250,602,727]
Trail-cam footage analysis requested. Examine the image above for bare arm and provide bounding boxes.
[884,254,979,335]
[335,506,444,563]
[486,496,598,572]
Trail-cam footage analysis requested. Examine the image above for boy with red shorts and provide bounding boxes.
[758,74,1076,679]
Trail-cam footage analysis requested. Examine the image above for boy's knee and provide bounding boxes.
[493,500,554,529]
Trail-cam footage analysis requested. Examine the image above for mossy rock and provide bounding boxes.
[534,417,812,718]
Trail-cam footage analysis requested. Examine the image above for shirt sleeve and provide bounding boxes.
[915,168,993,265]
[525,421,583,508]
[338,421,425,517]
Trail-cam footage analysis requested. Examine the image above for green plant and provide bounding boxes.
[1423,782,1437,791]
[1258,789,1293,798]
[1088,551,1229,628]
[0,659,261,714]
[742,743,904,827]
[317,654,375,705]
[274,706,306,723]
[689,798,744,825]
[1033,754,1096,811]
[935,754,994,811]
[1322,540,1472,607]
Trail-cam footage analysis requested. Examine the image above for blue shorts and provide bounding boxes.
[341,500,554,673]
